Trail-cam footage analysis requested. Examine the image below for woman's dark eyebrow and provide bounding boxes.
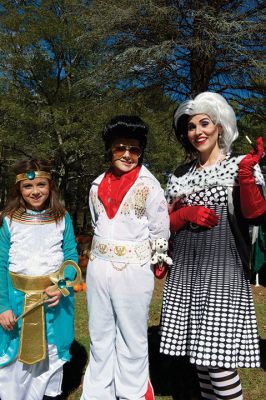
[199,117,210,122]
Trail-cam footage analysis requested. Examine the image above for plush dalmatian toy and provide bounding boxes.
[151,238,172,279]
[151,238,173,266]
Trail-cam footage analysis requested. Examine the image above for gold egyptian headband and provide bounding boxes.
[15,170,52,184]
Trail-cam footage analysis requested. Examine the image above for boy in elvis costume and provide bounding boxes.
[81,115,170,400]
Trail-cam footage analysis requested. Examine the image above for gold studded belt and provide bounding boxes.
[91,237,151,263]
[10,260,81,365]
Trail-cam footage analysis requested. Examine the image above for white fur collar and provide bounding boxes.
[165,154,265,204]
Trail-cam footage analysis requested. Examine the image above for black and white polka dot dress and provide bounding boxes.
[159,156,263,369]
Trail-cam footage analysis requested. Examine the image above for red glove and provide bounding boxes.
[154,263,168,279]
[170,205,219,232]
[238,136,264,182]
[238,136,266,219]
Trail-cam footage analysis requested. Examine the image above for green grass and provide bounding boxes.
[65,281,266,400]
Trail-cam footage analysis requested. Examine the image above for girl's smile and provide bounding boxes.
[20,178,50,210]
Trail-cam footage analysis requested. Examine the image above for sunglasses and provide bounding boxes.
[111,144,142,158]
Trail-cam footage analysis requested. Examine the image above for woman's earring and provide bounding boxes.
[218,131,223,147]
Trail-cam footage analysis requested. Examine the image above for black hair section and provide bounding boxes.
[173,111,198,160]
[103,115,148,163]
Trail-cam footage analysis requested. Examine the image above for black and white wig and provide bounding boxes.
[173,92,239,159]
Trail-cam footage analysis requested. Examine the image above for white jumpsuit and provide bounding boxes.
[81,166,170,400]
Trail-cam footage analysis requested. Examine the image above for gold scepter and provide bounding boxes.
[15,260,82,322]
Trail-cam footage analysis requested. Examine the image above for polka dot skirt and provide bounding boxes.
[160,186,261,369]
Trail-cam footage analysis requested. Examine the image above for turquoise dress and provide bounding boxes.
[0,210,78,367]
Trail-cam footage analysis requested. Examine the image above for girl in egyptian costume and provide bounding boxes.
[0,159,79,400]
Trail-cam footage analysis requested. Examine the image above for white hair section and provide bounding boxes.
[174,92,239,153]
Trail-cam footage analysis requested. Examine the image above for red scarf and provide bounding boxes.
[98,165,141,219]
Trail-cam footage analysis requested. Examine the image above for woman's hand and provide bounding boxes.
[239,136,264,177]
[181,206,219,228]
[44,286,62,308]
[238,136,266,219]
[170,205,219,232]
[0,309,16,331]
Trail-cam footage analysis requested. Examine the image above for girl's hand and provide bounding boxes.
[44,286,62,308]
[0,309,16,331]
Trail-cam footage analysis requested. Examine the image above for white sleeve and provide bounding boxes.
[145,180,170,242]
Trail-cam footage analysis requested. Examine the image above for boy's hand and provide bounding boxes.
[153,263,168,279]
[0,309,16,331]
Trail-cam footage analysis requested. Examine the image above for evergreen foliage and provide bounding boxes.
[0,1,265,231]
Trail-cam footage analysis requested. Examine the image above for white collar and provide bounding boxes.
[165,154,265,203]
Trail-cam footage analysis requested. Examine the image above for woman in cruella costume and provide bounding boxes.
[159,92,265,400]
[81,115,170,400]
